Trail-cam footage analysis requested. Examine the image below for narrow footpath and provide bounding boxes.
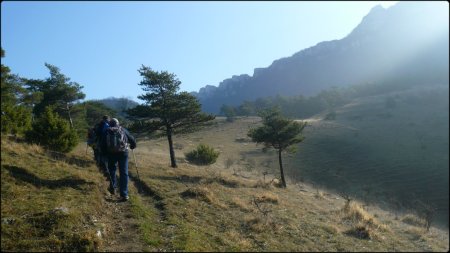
[96,168,147,252]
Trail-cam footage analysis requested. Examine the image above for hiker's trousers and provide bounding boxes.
[107,151,129,198]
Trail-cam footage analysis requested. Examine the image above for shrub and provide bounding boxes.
[25,106,78,153]
[185,143,219,165]
[1,104,32,136]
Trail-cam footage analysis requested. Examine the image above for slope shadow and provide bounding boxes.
[46,150,94,168]
[150,175,203,184]
[128,172,167,221]
[3,165,95,191]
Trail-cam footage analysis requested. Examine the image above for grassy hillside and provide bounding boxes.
[1,137,105,251]
[129,115,448,251]
[2,105,449,252]
[286,84,449,228]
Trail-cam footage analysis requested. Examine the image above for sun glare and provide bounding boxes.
[376,1,398,8]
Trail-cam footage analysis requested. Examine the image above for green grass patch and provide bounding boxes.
[129,195,162,247]
[1,137,103,252]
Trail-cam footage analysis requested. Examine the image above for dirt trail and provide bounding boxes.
[96,165,178,252]
[129,173,180,252]
[96,169,148,252]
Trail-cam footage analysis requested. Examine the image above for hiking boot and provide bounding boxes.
[108,186,115,195]
[120,196,129,202]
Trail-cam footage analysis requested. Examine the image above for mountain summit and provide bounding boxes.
[193,2,449,113]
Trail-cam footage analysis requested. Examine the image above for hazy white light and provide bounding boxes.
[375,1,398,8]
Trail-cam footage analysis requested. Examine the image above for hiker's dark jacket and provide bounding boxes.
[95,120,110,152]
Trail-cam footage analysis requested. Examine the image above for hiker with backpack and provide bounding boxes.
[87,126,98,162]
[102,118,136,202]
[95,115,111,172]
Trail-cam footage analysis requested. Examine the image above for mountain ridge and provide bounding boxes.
[192,2,449,113]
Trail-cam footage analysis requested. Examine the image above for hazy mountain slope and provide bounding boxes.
[285,83,449,228]
[193,2,449,113]
[96,97,139,116]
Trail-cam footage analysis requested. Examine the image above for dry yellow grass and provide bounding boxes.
[341,202,391,231]
[230,197,252,212]
[314,189,325,199]
[224,230,253,250]
[403,227,425,241]
[180,185,228,209]
[255,191,279,204]
[401,213,427,227]
[180,186,213,203]
[342,202,377,224]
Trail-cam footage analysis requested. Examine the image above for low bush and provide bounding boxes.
[25,106,78,153]
[185,144,219,165]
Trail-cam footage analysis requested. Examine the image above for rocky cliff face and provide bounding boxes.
[193,2,449,113]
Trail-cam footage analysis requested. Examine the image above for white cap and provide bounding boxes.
[110,118,119,126]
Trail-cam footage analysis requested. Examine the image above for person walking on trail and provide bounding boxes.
[103,118,136,202]
[95,115,110,172]
[87,126,98,162]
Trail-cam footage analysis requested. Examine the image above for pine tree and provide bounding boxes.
[128,65,215,168]
[1,48,33,136]
[248,108,307,188]
[24,63,85,128]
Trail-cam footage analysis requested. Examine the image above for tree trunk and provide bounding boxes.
[166,126,177,168]
[66,103,74,128]
[278,148,287,188]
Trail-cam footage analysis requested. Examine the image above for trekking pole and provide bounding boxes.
[131,149,142,193]
[85,142,88,155]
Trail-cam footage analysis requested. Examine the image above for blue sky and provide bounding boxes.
[1,1,397,102]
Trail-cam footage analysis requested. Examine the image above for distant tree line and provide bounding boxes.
[220,87,347,120]
[220,79,430,120]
